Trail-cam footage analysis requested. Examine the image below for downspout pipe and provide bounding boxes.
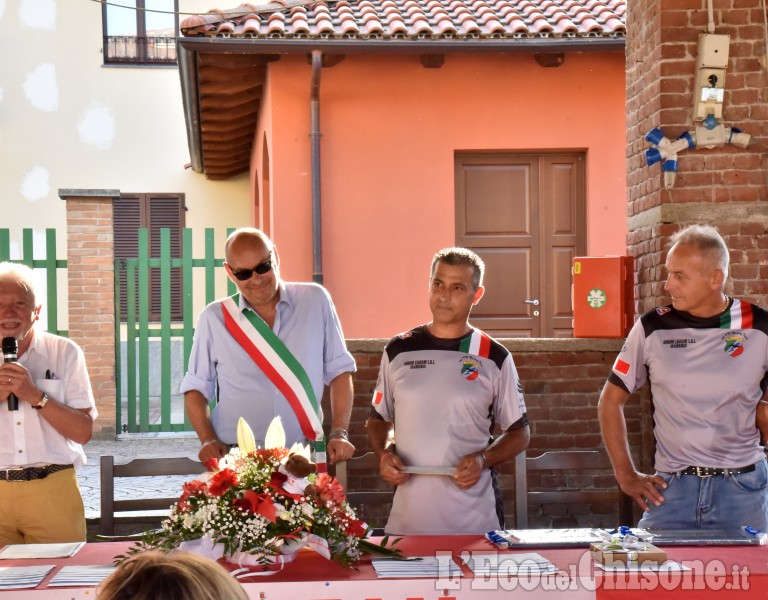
[310,50,323,285]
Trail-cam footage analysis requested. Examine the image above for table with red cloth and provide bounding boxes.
[0,536,766,599]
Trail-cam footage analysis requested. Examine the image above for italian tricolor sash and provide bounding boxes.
[459,328,492,358]
[221,295,324,445]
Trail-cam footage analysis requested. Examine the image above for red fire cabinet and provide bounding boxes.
[572,256,634,338]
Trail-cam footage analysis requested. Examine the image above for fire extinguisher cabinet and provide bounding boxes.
[572,256,634,338]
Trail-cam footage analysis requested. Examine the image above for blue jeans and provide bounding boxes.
[637,458,768,531]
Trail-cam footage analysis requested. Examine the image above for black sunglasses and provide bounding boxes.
[230,254,273,281]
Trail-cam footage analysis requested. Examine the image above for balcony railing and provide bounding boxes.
[104,36,177,65]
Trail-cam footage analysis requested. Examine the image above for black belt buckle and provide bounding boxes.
[693,466,717,478]
[1,467,27,482]
[0,464,71,482]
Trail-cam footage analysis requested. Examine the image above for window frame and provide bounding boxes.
[102,0,179,66]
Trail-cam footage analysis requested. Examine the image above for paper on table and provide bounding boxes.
[595,560,690,573]
[463,552,558,576]
[372,556,463,578]
[497,529,605,546]
[0,565,55,589]
[0,542,85,559]
[401,466,455,475]
[49,565,117,587]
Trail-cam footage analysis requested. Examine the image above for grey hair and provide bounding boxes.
[0,262,37,304]
[670,224,729,280]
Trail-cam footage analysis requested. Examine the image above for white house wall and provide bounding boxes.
[0,0,249,328]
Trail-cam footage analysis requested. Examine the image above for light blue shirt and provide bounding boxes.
[180,282,356,446]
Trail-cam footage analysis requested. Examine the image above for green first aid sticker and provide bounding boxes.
[587,288,607,309]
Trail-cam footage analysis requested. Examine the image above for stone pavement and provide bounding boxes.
[78,434,202,521]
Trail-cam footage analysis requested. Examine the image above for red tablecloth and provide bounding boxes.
[1,537,767,599]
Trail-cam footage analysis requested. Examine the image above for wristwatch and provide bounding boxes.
[32,393,49,410]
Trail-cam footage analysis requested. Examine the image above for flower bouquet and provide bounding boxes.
[123,417,400,569]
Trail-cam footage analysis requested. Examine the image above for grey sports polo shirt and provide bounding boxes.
[609,298,768,472]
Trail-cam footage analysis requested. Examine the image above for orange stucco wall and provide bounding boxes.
[252,51,627,339]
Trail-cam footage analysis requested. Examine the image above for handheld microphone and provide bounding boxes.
[2,337,18,411]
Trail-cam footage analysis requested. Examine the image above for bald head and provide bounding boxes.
[224,228,273,263]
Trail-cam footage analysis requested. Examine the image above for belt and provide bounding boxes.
[0,464,73,482]
[678,463,757,478]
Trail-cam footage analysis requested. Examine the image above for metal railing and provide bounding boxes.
[104,36,177,65]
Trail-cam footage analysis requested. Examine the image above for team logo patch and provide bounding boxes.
[723,333,745,357]
[460,359,480,381]
[398,332,412,339]
[656,307,671,315]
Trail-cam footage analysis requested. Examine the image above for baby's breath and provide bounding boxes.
[130,446,372,567]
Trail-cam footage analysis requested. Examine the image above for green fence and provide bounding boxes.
[116,228,234,433]
[0,228,67,337]
[0,227,235,433]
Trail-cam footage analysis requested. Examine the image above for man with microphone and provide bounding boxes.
[0,263,96,544]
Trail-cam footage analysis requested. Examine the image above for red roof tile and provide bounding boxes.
[180,0,626,40]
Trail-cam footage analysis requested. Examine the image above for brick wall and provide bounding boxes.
[333,339,649,530]
[60,190,120,437]
[628,0,768,314]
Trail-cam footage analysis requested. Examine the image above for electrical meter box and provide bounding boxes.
[693,33,730,122]
[572,256,634,338]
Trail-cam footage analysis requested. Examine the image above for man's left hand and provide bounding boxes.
[327,437,355,463]
[452,452,484,490]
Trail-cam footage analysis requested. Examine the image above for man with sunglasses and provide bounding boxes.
[181,228,356,465]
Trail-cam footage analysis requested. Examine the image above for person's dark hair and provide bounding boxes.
[670,224,729,280]
[430,247,485,290]
[97,551,248,600]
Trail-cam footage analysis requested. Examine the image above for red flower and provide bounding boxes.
[179,479,207,504]
[344,517,367,538]
[255,448,289,463]
[204,457,219,471]
[314,473,346,505]
[232,490,277,523]
[208,468,238,496]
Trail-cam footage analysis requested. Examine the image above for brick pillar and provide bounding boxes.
[59,189,120,438]
[627,0,768,315]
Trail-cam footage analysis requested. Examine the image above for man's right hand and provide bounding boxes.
[379,451,410,486]
[618,470,667,511]
[198,439,228,464]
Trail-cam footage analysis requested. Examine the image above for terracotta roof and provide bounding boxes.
[181,0,626,40]
[178,0,626,180]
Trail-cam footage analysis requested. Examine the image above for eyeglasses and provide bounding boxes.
[229,254,273,281]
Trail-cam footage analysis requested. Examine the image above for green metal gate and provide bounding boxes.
[115,227,233,433]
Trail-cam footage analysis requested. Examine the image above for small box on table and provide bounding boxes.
[590,542,667,566]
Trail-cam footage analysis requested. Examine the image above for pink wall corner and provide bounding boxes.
[261,51,627,338]
[251,74,274,233]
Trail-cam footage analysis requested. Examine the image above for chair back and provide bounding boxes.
[514,449,633,528]
[100,455,206,536]
[334,452,393,533]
